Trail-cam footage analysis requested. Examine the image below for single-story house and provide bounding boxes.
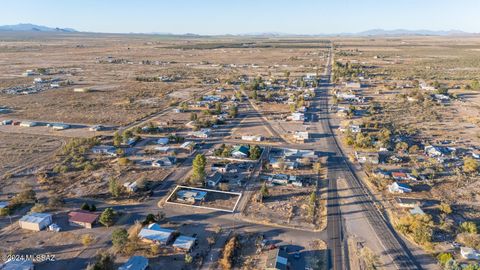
[138,223,175,245]
[68,211,99,229]
[51,123,70,130]
[268,174,297,186]
[0,259,34,270]
[270,158,297,170]
[409,206,425,215]
[206,172,223,187]
[91,145,117,157]
[19,121,38,127]
[293,131,309,142]
[373,169,390,179]
[180,141,196,150]
[231,145,250,158]
[173,235,196,251]
[282,148,318,160]
[290,112,305,122]
[392,172,409,181]
[211,163,230,173]
[154,146,172,153]
[189,128,211,138]
[355,151,379,164]
[461,247,480,260]
[265,248,288,270]
[152,156,176,167]
[345,82,362,88]
[157,137,169,145]
[424,145,451,157]
[388,182,412,194]
[395,197,420,208]
[123,181,138,193]
[118,256,149,270]
[19,212,52,231]
[176,190,207,204]
[241,135,263,142]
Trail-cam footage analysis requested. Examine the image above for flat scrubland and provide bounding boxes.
[0,33,328,125]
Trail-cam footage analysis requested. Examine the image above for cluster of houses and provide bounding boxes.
[2,74,67,95]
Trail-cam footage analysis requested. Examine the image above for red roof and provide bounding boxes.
[68,211,99,224]
[392,172,407,178]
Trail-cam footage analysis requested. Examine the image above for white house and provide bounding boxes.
[241,135,263,142]
[92,145,117,157]
[180,141,196,150]
[345,82,361,88]
[293,131,309,142]
[157,137,169,145]
[290,112,305,122]
[152,156,176,167]
[206,172,223,187]
[461,247,480,260]
[138,223,174,245]
[388,182,412,194]
[189,128,211,138]
[123,181,138,193]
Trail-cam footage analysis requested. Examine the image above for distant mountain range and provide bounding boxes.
[0,23,77,32]
[0,23,475,37]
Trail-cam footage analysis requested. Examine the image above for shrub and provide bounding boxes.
[459,221,478,234]
[437,252,453,266]
[219,235,237,270]
[111,228,129,253]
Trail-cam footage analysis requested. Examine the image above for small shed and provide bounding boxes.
[173,235,196,251]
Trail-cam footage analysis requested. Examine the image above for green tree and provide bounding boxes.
[251,90,258,100]
[0,207,10,216]
[109,178,121,198]
[180,102,188,111]
[113,132,122,147]
[191,154,207,184]
[228,105,238,118]
[111,228,128,252]
[190,112,198,121]
[143,213,156,225]
[260,182,269,202]
[99,208,115,227]
[90,204,97,212]
[86,251,115,270]
[81,203,91,211]
[459,221,478,234]
[249,145,262,160]
[464,157,479,174]
[215,102,222,114]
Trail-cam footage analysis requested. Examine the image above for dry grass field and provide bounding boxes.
[0,33,328,125]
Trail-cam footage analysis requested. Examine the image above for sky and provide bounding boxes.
[1,0,479,35]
